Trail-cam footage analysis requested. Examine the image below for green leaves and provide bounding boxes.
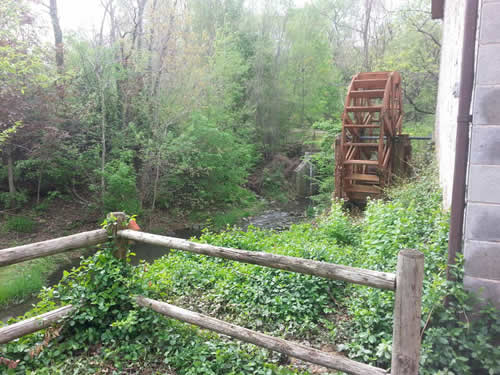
[102,155,141,214]
[163,112,256,209]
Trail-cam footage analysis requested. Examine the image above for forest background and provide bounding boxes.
[0,0,439,218]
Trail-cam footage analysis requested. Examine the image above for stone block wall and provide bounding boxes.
[464,0,500,309]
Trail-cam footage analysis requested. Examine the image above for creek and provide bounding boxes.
[0,200,309,323]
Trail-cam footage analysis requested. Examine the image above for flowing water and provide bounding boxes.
[0,201,309,323]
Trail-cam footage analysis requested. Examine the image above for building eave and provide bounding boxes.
[432,0,445,19]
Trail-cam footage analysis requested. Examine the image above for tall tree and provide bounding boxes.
[49,0,64,73]
[0,0,50,202]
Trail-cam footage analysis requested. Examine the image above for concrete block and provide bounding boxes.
[464,275,500,310]
[464,240,500,280]
[469,126,500,164]
[473,87,500,125]
[468,165,500,203]
[480,2,500,43]
[465,203,500,241]
[476,44,500,85]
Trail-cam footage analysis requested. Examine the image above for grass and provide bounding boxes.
[0,258,55,306]
[6,216,36,233]
[0,251,83,308]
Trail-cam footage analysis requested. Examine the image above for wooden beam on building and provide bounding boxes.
[432,0,445,19]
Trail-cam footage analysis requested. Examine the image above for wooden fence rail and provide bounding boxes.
[136,296,387,375]
[0,213,424,375]
[0,305,75,344]
[118,230,396,290]
[0,229,108,267]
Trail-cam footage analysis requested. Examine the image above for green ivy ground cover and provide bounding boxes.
[1,171,499,375]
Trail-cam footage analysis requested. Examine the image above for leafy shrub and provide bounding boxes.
[146,246,342,337]
[309,118,342,208]
[34,201,49,214]
[261,166,290,204]
[6,216,35,233]
[419,260,500,375]
[161,113,256,210]
[338,170,500,374]
[0,190,29,209]
[146,169,499,374]
[102,153,141,214]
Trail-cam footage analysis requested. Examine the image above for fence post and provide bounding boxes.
[107,212,128,259]
[391,249,424,375]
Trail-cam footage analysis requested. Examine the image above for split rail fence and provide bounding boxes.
[0,212,424,375]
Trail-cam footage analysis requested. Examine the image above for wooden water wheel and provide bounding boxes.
[334,71,403,202]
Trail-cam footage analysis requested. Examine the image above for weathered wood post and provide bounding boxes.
[107,212,128,259]
[391,249,424,375]
[392,135,412,178]
[334,135,343,199]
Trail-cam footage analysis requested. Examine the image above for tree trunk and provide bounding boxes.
[147,0,158,89]
[362,0,373,71]
[49,0,64,99]
[37,170,42,205]
[151,115,168,211]
[49,0,64,72]
[151,0,178,98]
[109,1,117,43]
[151,158,160,211]
[136,0,148,51]
[101,89,106,202]
[6,144,16,199]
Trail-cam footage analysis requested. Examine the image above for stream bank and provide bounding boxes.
[0,198,311,323]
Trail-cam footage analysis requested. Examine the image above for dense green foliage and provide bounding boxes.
[2,173,498,374]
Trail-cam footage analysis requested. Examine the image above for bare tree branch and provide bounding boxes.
[412,20,441,48]
[404,91,435,115]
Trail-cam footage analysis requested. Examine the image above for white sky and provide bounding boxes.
[44,0,312,36]
[35,0,404,39]
[58,0,104,32]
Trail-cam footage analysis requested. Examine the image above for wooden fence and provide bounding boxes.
[0,212,424,375]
